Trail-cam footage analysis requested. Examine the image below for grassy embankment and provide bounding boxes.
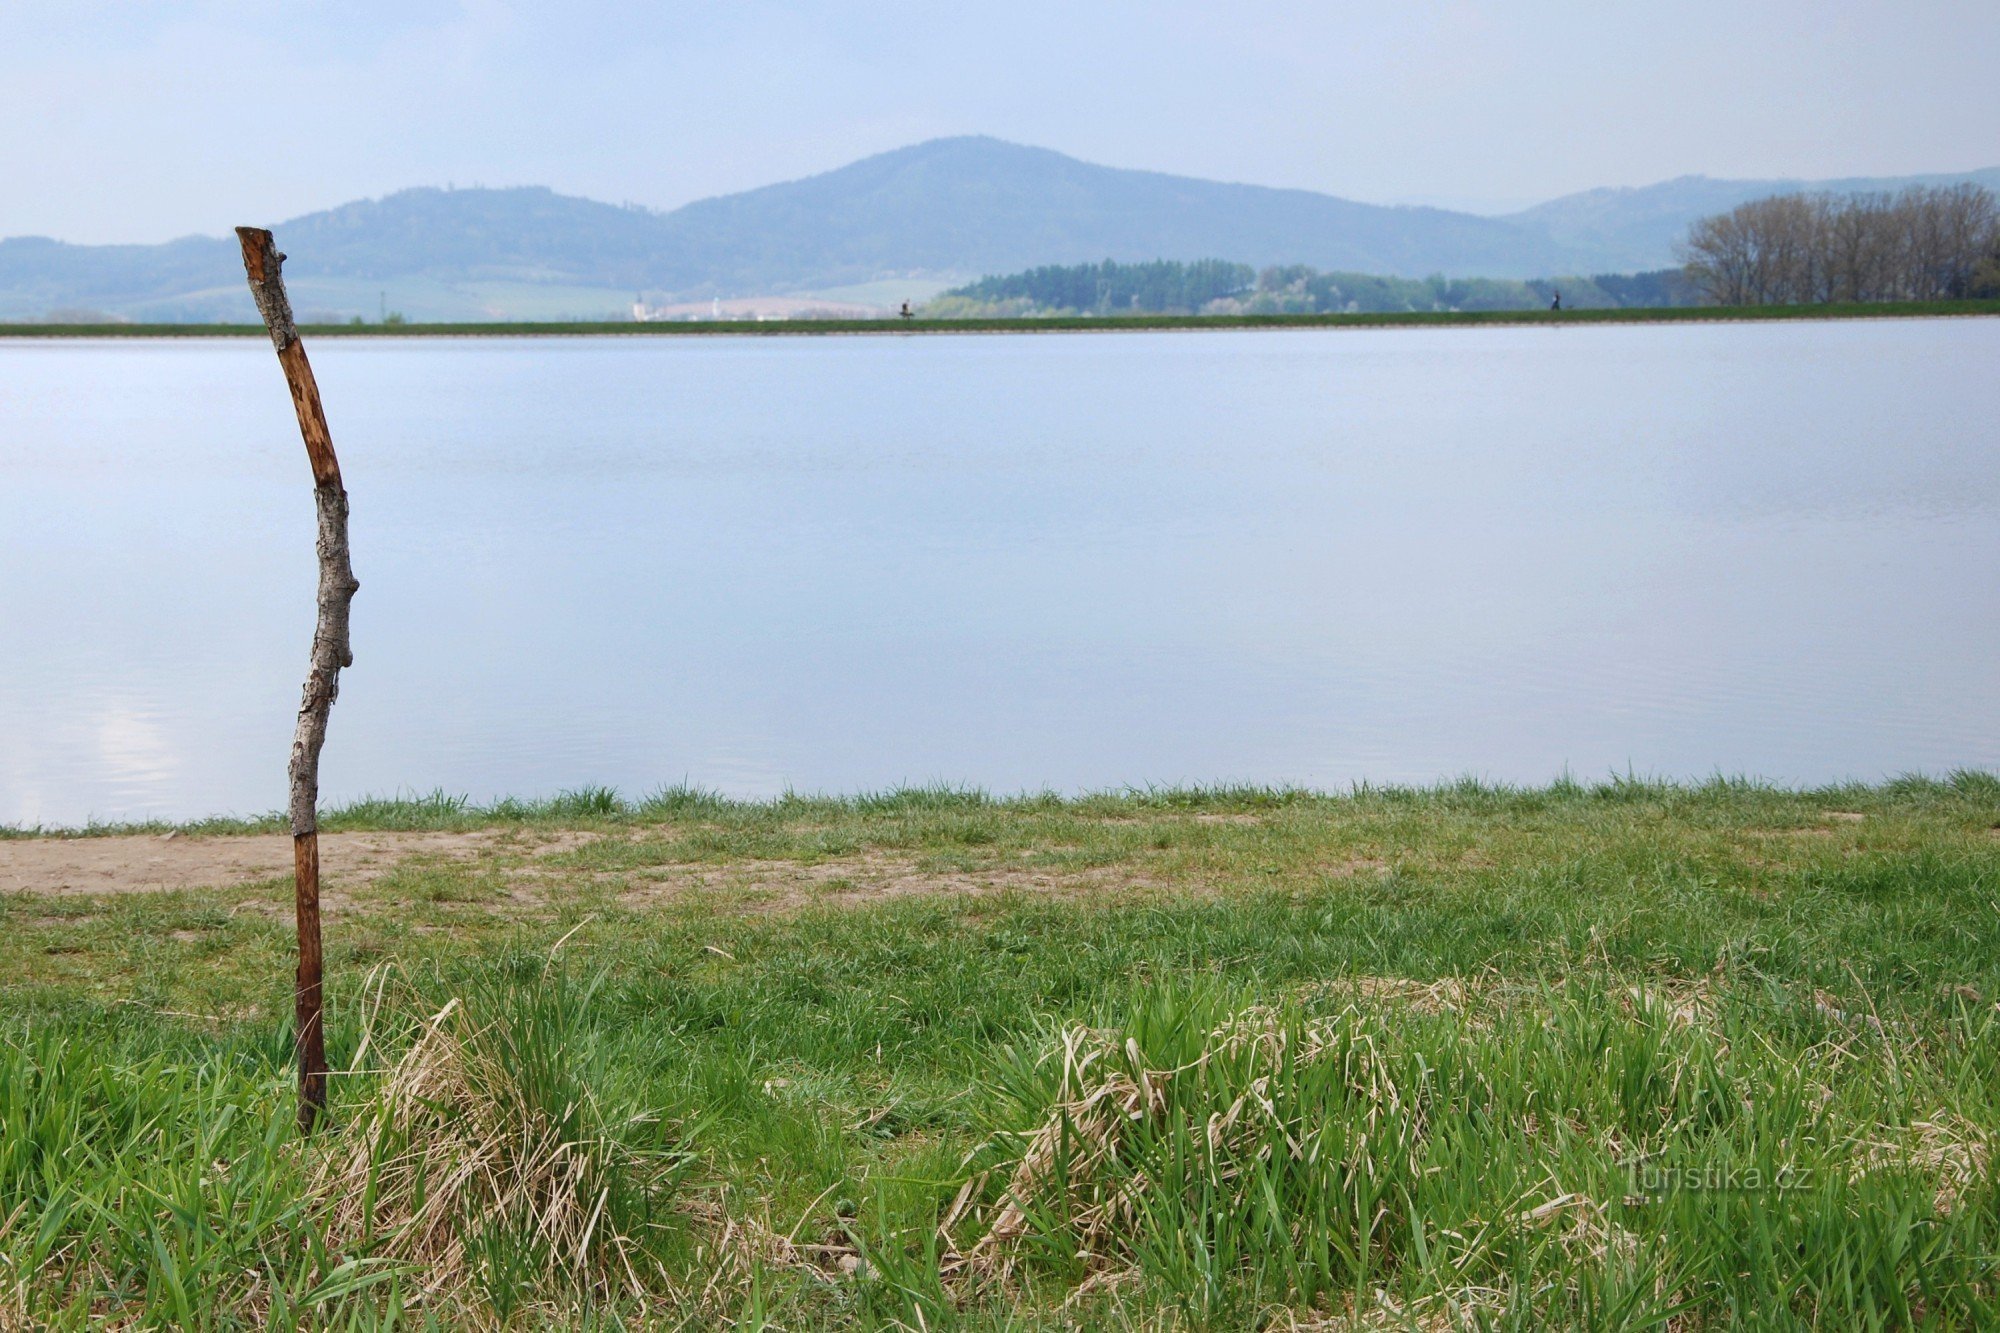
[5,775,2000,1328]
[3,299,1998,340]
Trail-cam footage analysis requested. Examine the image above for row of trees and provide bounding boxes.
[1679,185,2000,305]
[941,259,1255,314]
[933,194,2000,319]
[1218,265,1692,315]
[933,260,1695,317]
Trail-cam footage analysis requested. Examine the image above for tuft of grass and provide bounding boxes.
[324,788,472,831]
[0,969,702,1328]
[314,965,693,1316]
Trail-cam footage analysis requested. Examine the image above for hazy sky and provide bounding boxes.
[6,1,1998,244]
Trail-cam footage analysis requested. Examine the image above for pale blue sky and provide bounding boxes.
[5,1,1997,244]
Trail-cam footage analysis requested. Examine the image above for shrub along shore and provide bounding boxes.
[4,298,1999,340]
[4,774,2000,1327]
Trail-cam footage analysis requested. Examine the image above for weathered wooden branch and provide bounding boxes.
[237,226,358,1135]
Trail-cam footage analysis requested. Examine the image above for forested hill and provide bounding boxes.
[2,137,1995,321]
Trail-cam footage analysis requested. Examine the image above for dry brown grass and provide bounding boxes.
[943,1005,1355,1290]
[308,985,669,1313]
[1852,1113,1994,1215]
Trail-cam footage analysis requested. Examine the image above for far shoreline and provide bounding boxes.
[4,298,1998,341]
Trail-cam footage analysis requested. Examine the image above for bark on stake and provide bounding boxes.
[236,227,357,1135]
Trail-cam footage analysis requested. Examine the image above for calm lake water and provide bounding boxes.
[3,322,1997,825]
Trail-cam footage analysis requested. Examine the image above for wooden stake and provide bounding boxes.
[236,227,358,1135]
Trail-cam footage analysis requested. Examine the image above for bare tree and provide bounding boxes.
[1680,209,1756,305]
[1824,192,1896,302]
[1931,183,2000,298]
[1760,194,1823,304]
[1680,185,2000,306]
[1900,187,1950,300]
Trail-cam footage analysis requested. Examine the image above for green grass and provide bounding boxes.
[3,776,1999,1327]
[3,299,1998,340]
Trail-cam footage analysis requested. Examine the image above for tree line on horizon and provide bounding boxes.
[937,259,1258,315]
[928,259,1692,317]
[1679,184,2000,305]
[931,185,2000,319]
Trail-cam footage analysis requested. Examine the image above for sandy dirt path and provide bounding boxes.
[0,830,526,896]
[0,831,1208,911]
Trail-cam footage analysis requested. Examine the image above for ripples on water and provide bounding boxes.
[2,321,1996,824]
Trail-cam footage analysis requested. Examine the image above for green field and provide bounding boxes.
[5,776,2000,1328]
[4,298,1998,341]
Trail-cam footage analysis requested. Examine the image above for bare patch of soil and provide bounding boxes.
[501,847,1398,913]
[0,829,600,898]
[593,851,1175,913]
[1096,812,1266,827]
[4,836,1220,917]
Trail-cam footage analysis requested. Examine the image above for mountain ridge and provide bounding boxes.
[4,137,1995,321]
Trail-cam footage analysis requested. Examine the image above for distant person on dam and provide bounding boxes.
[1550,291,1562,311]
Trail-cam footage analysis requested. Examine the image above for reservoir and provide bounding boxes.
[3,319,1996,825]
